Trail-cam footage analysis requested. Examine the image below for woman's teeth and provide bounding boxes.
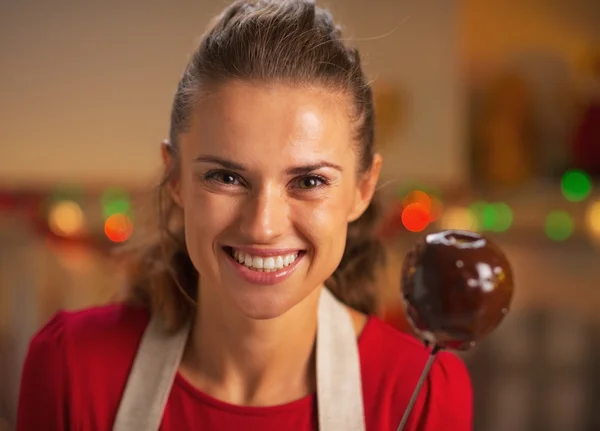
[232,249,299,272]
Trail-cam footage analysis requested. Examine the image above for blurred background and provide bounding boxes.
[1,0,599,429]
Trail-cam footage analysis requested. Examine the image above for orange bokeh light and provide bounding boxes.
[403,190,431,209]
[104,213,133,243]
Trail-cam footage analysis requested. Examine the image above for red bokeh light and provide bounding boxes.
[401,203,430,232]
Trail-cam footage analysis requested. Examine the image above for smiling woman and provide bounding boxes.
[166,82,377,322]
[16,1,472,430]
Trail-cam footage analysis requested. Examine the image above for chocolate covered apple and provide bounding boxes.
[401,230,514,350]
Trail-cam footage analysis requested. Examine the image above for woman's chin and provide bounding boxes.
[223,282,313,321]
[231,290,298,320]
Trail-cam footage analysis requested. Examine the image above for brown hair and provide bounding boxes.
[126,0,386,330]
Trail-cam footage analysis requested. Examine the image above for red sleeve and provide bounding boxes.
[16,311,71,431]
[408,351,473,430]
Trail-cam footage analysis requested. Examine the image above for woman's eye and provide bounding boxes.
[296,176,326,189]
[205,171,242,186]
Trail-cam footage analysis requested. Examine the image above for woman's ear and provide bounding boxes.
[160,139,171,166]
[161,139,184,208]
[348,153,382,222]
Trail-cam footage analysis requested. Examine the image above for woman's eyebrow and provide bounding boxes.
[286,162,343,175]
[195,155,343,174]
[194,155,245,171]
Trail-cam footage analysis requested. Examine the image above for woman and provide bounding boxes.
[17,1,472,429]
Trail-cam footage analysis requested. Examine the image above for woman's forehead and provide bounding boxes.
[183,81,355,161]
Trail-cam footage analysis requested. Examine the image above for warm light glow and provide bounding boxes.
[585,201,600,243]
[48,201,85,237]
[429,197,444,222]
[468,201,486,229]
[104,213,134,243]
[401,203,430,232]
[439,206,478,231]
[403,190,431,209]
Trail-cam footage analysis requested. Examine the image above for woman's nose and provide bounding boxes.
[238,185,290,244]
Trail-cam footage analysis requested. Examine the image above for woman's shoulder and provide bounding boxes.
[31,302,150,352]
[18,303,151,430]
[26,302,151,387]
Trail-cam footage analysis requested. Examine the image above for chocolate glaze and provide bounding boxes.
[401,230,514,350]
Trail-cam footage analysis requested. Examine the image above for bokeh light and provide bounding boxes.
[560,169,592,202]
[101,187,131,219]
[468,201,487,227]
[585,200,600,243]
[439,206,478,231]
[104,213,134,243]
[468,201,512,232]
[400,189,444,225]
[48,201,85,237]
[489,202,514,232]
[402,190,431,209]
[401,203,430,232]
[481,205,495,230]
[544,210,574,241]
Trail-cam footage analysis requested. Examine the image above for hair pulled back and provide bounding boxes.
[127,0,385,330]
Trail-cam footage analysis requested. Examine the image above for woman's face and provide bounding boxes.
[173,81,380,319]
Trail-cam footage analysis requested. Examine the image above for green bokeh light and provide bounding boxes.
[491,202,513,232]
[545,210,573,241]
[101,187,131,219]
[561,170,592,202]
[481,205,495,230]
[469,201,512,232]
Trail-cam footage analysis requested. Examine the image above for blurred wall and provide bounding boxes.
[462,0,600,74]
[0,0,465,189]
[2,0,599,188]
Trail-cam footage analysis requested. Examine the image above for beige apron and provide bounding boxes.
[113,288,366,431]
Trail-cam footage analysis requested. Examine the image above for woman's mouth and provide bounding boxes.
[223,246,303,272]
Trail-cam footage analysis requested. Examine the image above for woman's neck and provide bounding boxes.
[180,285,322,406]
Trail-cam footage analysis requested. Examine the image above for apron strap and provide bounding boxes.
[113,288,366,431]
[113,316,190,431]
[316,288,366,431]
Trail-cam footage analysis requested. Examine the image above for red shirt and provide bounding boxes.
[17,304,472,430]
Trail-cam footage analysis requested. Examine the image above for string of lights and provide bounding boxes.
[0,169,598,252]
